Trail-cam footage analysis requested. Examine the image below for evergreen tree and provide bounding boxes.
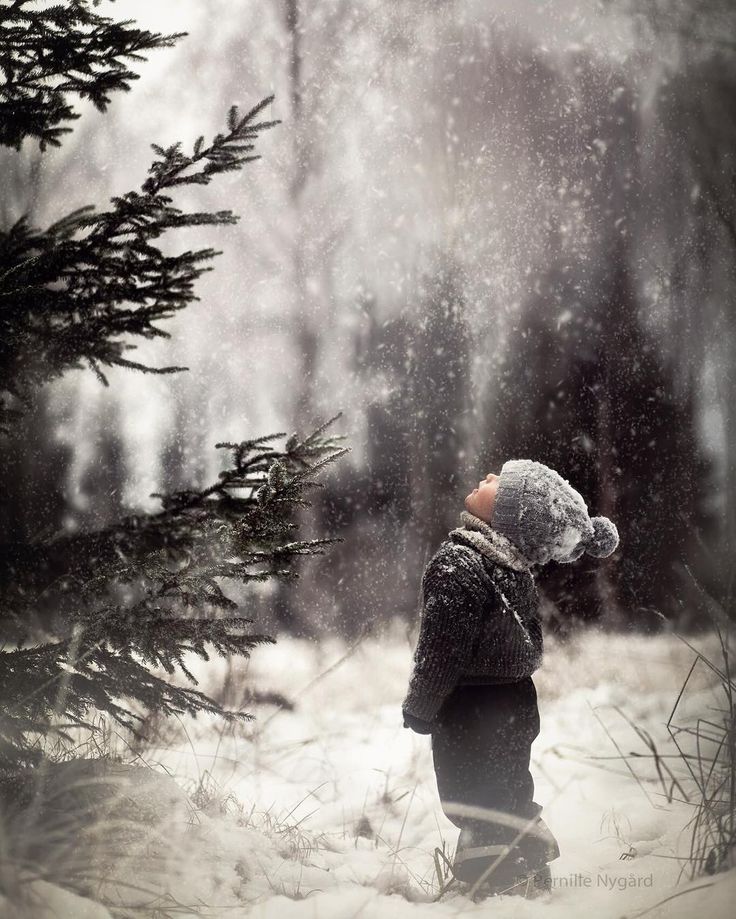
[348,256,473,548]
[324,261,473,639]
[407,255,474,551]
[0,1,349,773]
[351,288,414,522]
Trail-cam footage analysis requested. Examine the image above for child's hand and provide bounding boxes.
[402,709,433,734]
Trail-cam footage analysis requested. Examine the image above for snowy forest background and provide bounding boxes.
[1,1,736,916]
[2,0,734,640]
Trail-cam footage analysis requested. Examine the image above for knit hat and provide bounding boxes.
[491,459,619,566]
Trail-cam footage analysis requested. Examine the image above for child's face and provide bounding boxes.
[464,472,500,523]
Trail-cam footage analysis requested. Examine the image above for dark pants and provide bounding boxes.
[431,677,557,878]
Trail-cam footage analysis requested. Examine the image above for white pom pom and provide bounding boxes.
[586,516,619,558]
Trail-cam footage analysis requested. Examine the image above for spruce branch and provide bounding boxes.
[0,0,186,150]
[0,101,279,430]
[0,415,351,760]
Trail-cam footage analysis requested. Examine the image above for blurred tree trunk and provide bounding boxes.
[0,395,72,545]
[594,354,626,629]
[269,0,318,634]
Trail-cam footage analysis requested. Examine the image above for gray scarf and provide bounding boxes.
[449,510,534,574]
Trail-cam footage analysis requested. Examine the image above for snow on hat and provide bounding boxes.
[491,459,619,566]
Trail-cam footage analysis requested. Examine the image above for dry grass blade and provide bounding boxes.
[611,704,690,803]
[588,702,661,809]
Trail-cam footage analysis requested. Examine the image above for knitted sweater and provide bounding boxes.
[402,511,543,723]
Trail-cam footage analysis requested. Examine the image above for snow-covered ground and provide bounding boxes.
[11,624,735,918]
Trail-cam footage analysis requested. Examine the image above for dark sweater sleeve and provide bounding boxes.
[401,546,482,723]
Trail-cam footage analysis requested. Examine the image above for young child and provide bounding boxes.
[401,459,619,899]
